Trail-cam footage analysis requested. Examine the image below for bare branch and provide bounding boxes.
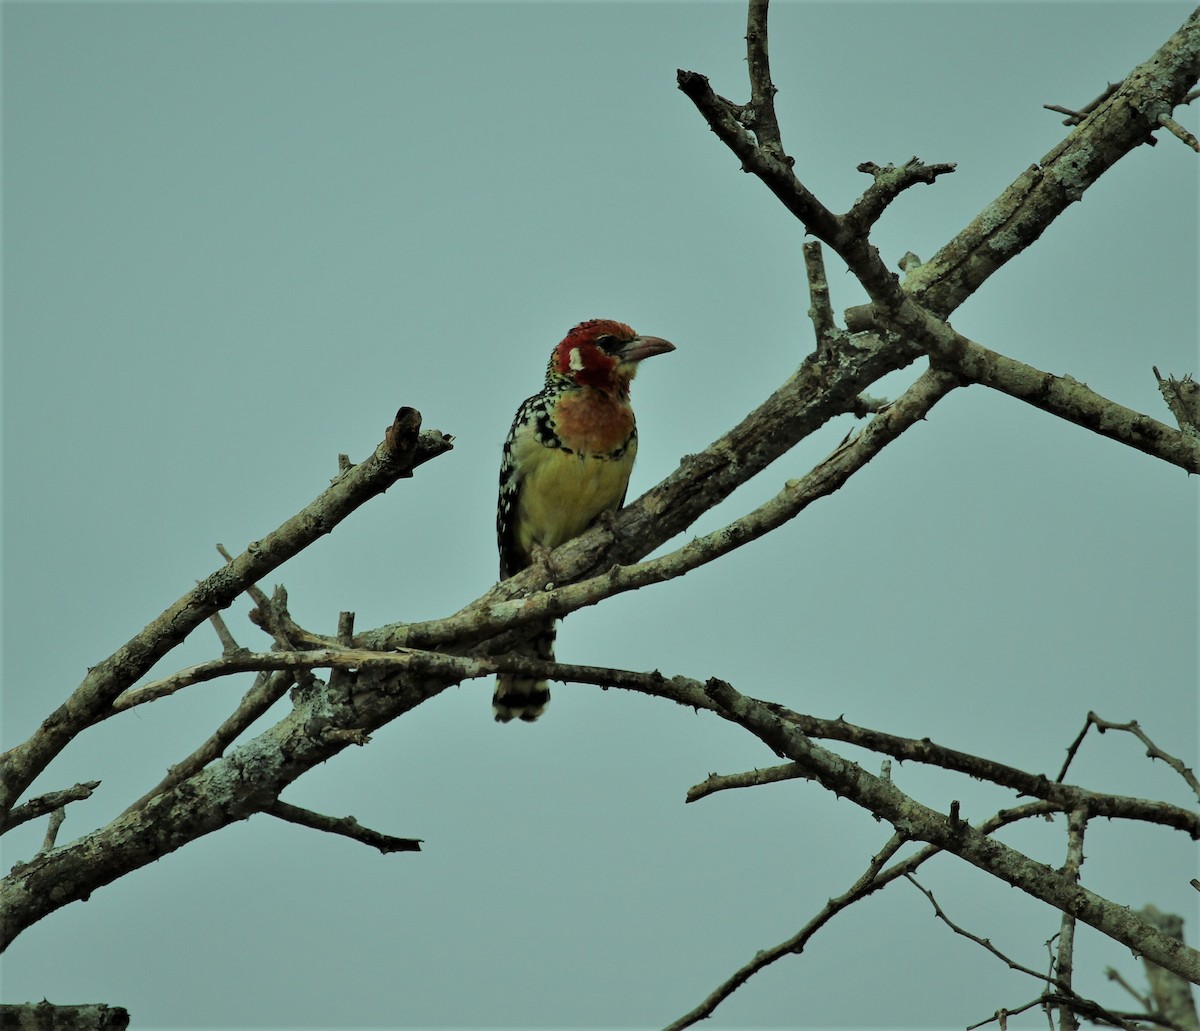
[1,781,100,834]
[854,304,1200,474]
[38,809,66,854]
[802,241,837,349]
[684,4,1200,319]
[664,833,909,1030]
[1044,83,1122,125]
[669,802,1063,1029]
[1058,712,1200,803]
[1054,809,1089,1030]
[847,157,958,232]
[1106,965,1155,1010]
[675,68,843,244]
[686,762,810,802]
[907,873,1066,987]
[0,1002,130,1030]
[702,677,1200,984]
[121,670,296,817]
[1154,368,1200,437]
[743,0,784,161]
[1139,905,1200,1031]
[206,606,243,656]
[0,408,452,819]
[266,801,421,854]
[907,14,1199,317]
[112,645,1200,841]
[1158,111,1200,151]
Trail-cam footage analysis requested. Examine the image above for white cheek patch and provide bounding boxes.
[568,346,584,372]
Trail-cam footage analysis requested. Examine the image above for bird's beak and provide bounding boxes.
[619,335,676,363]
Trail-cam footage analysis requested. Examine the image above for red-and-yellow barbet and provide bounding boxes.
[494,319,675,722]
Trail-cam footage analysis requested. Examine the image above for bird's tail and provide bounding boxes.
[493,623,556,722]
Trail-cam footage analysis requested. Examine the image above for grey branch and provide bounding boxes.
[663,832,909,1030]
[107,645,1200,841]
[802,240,837,348]
[847,157,958,232]
[1139,905,1200,1030]
[1158,112,1200,150]
[1043,83,1122,125]
[683,6,1200,319]
[0,407,452,819]
[1,780,100,834]
[38,809,66,854]
[120,669,296,818]
[1155,368,1200,438]
[686,762,812,801]
[702,676,1200,984]
[266,801,421,854]
[851,304,1200,474]
[1057,712,1200,803]
[905,871,1120,1021]
[667,803,1062,1029]
[1054,808,1089,1030]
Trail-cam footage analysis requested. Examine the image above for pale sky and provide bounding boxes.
[3,2,1197,1028]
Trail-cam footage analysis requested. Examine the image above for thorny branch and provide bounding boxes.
[701,677,1200,983]
[1057,711,1200,803]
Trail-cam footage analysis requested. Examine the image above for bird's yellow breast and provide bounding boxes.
[511,435,638,556]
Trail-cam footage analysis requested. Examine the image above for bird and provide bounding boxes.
[494,319,675,722]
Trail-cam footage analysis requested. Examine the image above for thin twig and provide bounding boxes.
[667,803,1061,1030]
[121,670,296,816]
[1054,809,1089,1030]
[907,874,1058,985]
[687,762,809,801]
[1043,83,1121,125]
[1105,967,1153,1009]
[802,241,837,348]
[663,832,909,1030]
[266,800,420,853]
[1059,712,1200,803]
[1158,112,1200,151]
[206,606,243,656]
[909,871,1138,1031]
[38,808,66,853]
[966,996,1043,1030]
[846,156,957,232]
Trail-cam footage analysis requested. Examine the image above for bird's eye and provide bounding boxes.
[595,334,621,353]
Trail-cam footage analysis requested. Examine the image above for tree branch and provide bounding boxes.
[265,800,421,854]
[1054,808,1088,1030]
[1,780,101,834]
[702,677,1200,984]
[0,409,451,818]
[667,802,1062,1030]
[107,645,1200,841]
[855,302,1200,474]
[1057,711,1200,803]
[368,366,958,655]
